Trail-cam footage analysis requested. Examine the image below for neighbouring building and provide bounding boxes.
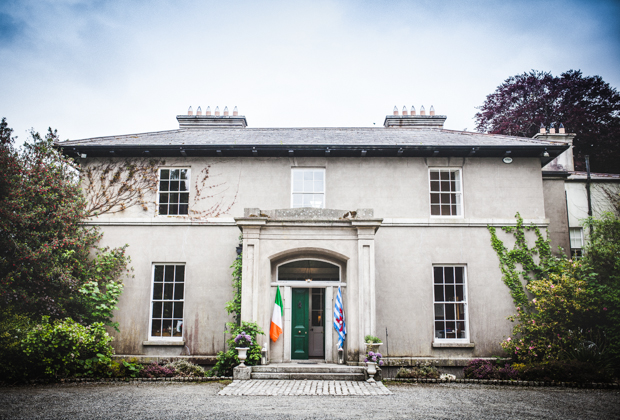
[56,106,573,375]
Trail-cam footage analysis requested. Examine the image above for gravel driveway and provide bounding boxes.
[1,381,618,419]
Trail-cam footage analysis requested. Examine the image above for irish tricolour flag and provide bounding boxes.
[270,286,283,342]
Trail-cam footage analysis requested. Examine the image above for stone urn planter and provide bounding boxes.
[366,361,377,383]
[365,342,383,354]
[236,347,249,367]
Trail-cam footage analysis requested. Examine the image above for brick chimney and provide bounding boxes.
[384,105,446,128]
[177,106,247,128]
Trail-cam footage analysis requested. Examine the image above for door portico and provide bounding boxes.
[235,207,382,364]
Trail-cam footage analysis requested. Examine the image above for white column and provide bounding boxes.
[324,286,334,362]
[283,286,292,362]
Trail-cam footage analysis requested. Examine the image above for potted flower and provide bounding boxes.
[364,335,383,354]
[234,331,253,367]
[364,350,384,383]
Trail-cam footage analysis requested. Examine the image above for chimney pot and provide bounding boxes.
[393,106,399,116]
[410,106,416,116]
[430,105,435,116]
[233,106,238,116]
[206,106,211,116]
[215,106,220,116]
[188,106,193,116]
[224,106,229,116]
[559,123,565,134]
[539,123,546,134]
[420,105,425,116]
[402,106,408,116]
[196,106,202,116]
[549,122,556,134]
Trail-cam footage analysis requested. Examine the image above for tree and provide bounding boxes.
[0,118,129,325]
[475,70,620,174]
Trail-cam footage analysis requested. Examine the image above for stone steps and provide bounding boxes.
[251,364,366,381]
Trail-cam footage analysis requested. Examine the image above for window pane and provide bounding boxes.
[441,181,450,191]
[456,285,464,301]
[455,267,464,283]
[435,321,445,338]
[180,181,188,192]
[160,169,169,180]
[162,320,172,337]
[159,204,168,215]
[430,181,439,191]
[445,285,455,301]
[151,320,162,337]
[170,170,180,180]
[456,304,465,320]
[163,302,173,318]
[434,303,444,319]
[434,285,444,301]
[304,171,313,180]
[445,267,454,283]
[174,283,184,300]
[169,205,178,215]
[314,180,323,193]
[430,171,439,180]
[173,320,183,337]
[170,181,179,192]
[175,266,185,282]
[446,304,455,320]
[293,177,303,193]
[434,267,443,283]
[180,169,188,180]
[441,194,451,204]
[152,302,162,318]
[430,193,440,204]
[441,204,450,215]
[169,193,179,204]
[446,322,456,338]
[159,193,169,204]
[292,194,302,207]
[164,283,174,300]
[302,194,312,207]
[311,194,323,208]
[314,170,323,181]
[153,282,163,300]
[173,302,183,318]
[431,205,440,215]
[165,266,174,282]
[154,266,164,282]
[440,171,449,181]
[180,193,189,204]
[160,181,169,191]
[457,321,466,338]
[179,204,188,215]
[304,179,313,192]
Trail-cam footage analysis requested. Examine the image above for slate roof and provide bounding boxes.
[59,127,564,148]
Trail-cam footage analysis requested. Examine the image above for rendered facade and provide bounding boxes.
[56,108,573,371]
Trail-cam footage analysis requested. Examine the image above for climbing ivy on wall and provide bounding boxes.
[487,212,558,311]
[225,243,242,327]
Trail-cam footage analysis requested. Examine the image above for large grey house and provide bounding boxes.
[57,107,573,372]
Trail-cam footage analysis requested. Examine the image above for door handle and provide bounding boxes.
[305,331,307,334]
[298,330,301,333]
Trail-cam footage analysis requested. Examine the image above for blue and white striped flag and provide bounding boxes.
[333,286,346,348]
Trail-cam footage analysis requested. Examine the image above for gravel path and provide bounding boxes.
[0,381,618,419]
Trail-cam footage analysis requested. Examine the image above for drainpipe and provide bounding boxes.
[585,155,593,236]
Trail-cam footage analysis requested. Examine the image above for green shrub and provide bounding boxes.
[364,335,381,343]
[22,317,114,379]
[513,360,611,383]
[210,321,264,377]
[396,362,440,379]
[0,309,36,383]
[164,359,205,377]
[463,359,518,380]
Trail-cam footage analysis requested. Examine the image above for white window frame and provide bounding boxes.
[569,227,584,249]
[149,263,186,341]
[428,168,464,218]
[291,168,326,209]
[157,168,191,216]
[432,265,470,343]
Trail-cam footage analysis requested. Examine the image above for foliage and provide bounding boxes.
[163,359,206,377]
[474,70,620,173]
[463,359,518,380]
[139,362,176,378]
[364,335,382,344]
[512,360,611,383]
[396,362,440,379]
[581,212,620,372]
[225,251,242,326]
[364,350,383,366]
[21,317,114,379]
[487,212,558,310]
[81,158,164,216]
[0,118,130,322]
[210,321,265,377]
[0,308,36,382]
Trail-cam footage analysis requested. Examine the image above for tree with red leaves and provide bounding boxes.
[475,70,620,174]
[0,118,129,325]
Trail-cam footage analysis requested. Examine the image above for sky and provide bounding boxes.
[1,0,619,143]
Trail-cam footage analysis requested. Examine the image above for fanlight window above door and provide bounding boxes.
[278,260,340,281]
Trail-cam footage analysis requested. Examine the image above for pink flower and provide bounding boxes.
[529,346,534,350]
[604,308,608,311]
[507,337,511,342]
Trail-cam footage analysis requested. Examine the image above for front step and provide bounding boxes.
[251,363,366,381]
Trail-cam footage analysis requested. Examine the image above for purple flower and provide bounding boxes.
[364,358,368,363]
[376,353,382,358]
[368,351,374,357]
[379,360,384,366]
[371,356,377,362]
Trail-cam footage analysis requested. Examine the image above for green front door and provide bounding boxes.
[291,288,309,359]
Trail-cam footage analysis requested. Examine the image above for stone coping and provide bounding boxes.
[388,377,620,389]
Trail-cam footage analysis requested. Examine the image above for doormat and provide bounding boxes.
[297,362,319,364]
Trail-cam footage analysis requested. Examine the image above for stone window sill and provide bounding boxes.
[432,342,475,348]
[142,341,185,346]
